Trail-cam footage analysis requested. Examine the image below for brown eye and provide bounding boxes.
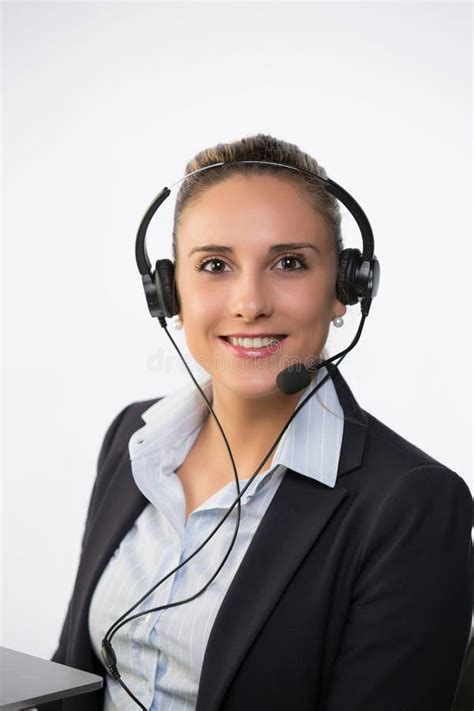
[275,254,309,271]
[195,257,230,273]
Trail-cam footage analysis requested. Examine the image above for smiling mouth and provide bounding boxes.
[220,335,286,345]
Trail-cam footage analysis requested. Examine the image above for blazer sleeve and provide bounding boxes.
[50,403,133,664]
[320,464,473,711]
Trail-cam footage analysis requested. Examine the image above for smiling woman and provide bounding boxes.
[171,135,345,375]
[42,134,473,711]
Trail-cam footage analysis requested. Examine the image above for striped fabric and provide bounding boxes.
[88,365,344,710]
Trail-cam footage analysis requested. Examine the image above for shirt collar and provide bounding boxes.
[129,366,344,491]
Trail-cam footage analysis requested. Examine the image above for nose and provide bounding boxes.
[231,268,273,322]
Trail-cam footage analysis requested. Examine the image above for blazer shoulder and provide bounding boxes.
[364,409,450,470]
[353,409,472,501]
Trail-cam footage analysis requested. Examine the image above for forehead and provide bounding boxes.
[177,174,331,248]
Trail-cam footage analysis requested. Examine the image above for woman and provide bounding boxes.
[42,134,472,711]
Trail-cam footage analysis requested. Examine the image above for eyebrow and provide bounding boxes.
[188,242,320,257]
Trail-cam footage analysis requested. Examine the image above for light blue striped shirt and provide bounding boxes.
[88,366,344,710]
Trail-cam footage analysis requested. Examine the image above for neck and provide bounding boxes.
[200,379,307,477]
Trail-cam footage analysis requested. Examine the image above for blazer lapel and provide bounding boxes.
[196,472,349,711]
[196,364,368,711]
[327,363,369,479]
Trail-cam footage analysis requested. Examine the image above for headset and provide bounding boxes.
[101,160,380,709]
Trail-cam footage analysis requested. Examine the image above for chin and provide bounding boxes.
[215,371,284,399]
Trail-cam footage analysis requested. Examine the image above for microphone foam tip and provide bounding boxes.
[276,363,312,395]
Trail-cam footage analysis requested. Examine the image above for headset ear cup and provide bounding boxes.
[154,259,180,318]
[337,248,361,306]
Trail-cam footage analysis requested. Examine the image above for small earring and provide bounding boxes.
[173,315,183,330]
[332,316,344,328]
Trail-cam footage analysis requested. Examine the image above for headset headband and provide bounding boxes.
[135,160,380,319]
[135,160,375,276]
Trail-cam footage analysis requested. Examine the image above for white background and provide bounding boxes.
[2,1,472,657]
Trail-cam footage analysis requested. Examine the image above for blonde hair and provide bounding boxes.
[172,133,345,385]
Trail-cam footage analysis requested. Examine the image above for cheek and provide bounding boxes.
[284,278,334,320]
[181,283,222,323]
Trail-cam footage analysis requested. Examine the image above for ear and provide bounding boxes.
[332,298,347,320]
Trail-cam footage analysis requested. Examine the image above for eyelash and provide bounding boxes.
[194,253,309,274]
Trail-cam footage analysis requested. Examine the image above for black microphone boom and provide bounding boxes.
[276,314,367,396]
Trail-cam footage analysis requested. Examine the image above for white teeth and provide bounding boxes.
[228,336,283,348]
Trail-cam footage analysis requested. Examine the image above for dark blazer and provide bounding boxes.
[40,364,473,711]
